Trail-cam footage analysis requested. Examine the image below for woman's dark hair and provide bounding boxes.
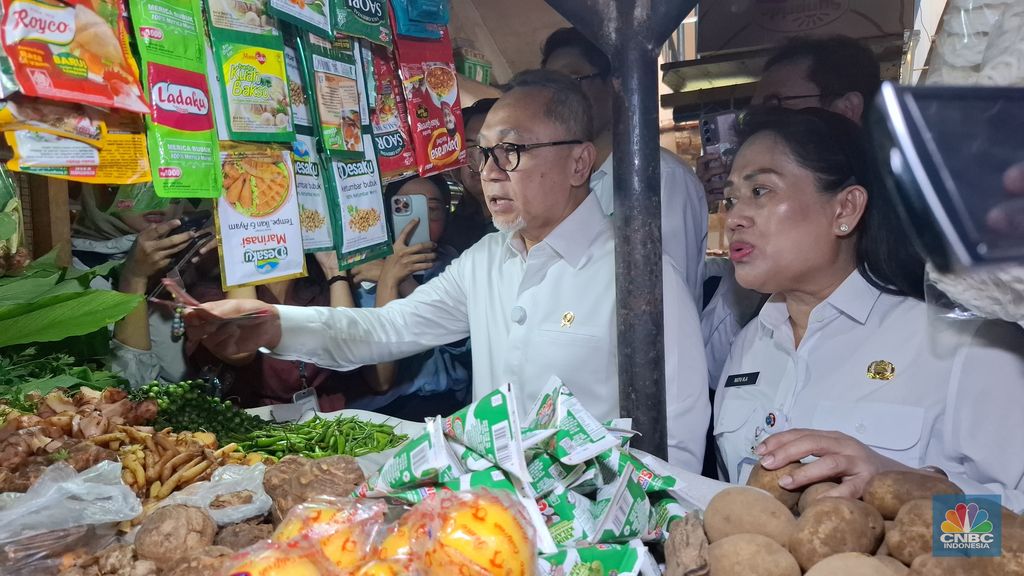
[735,107,926,300]
[384,174,451,207]
[540,27,611,78]
[462,98,497,127]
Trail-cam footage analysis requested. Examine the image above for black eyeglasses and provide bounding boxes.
[573,71,603,83]
[761,93,835,108]
[467,141,584,173]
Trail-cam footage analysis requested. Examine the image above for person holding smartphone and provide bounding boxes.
[71,184,209,387]
[344,175,472,420]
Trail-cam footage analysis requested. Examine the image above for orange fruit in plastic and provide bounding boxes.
[422,495,535,576]
[273,507,341,543]
[378,521,414,559]
[319,525,374,570]
[353,560,405,576]
[227,553,322,576]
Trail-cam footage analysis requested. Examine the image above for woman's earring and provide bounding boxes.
[839,223,850,234]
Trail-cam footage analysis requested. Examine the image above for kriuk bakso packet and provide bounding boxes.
[1,0,148,112]
[391,25,466,177]
[129,0,221,198]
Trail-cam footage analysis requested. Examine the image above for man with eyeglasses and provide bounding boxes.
[184,69,711,471]
[541,27,709,313]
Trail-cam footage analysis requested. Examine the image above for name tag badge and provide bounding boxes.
[725,372,760,388]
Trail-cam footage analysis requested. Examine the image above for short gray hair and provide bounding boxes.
[504,69,594,142]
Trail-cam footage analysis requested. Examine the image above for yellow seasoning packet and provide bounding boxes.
[0,97,107,146]
[5,131,150,184]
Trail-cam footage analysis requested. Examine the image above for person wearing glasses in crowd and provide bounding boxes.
[541,27,708,311]
[183,69,711,470]
[343,175,473,420]
[446,98,499,253]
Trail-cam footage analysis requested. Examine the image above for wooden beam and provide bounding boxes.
[28,175,71,267]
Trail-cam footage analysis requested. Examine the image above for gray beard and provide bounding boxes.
[493,215,525,234]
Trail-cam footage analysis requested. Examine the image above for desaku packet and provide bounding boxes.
[129,0,221,198]
[299,32,366,159]
[391,24,467,177]
[0,0,149,113]
[324,131,392,270]
[292,130,334,252]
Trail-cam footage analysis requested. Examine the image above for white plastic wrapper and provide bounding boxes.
[928,0,1024,87]
[927,263,1024,324]
[154,463,272,525]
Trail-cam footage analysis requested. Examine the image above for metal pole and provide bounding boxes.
[544,0,697,459]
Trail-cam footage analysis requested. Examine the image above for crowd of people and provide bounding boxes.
[78,30,1024,511]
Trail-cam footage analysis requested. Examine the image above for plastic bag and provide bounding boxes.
[154,463,272,525]
[272,497,389,572]
[226,539,340,575]
[0,462,140,575]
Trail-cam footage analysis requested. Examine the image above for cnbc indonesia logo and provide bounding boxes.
[933,495,1001,557]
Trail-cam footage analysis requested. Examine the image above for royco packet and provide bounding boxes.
[215,143,306,289]
[0,97,105,145]
[325,132,392,269]
[300,33,366,159]
[392,25,467,177]
[527,376,619,466]
[590,464,650,544]
[368,42,416,183]
[332,0,391,47]
[293,131,334,252]
[538,541,649,576]
[0,0,149,113]
[442,383,531,486]
[6,113,151,183]
[129,0,221,198]
[268,0,330,37]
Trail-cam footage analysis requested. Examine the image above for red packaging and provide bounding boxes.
[0,0,148,113]
[369,43,416,183]
[391,25,466,177]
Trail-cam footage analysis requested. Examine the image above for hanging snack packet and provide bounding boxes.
[368,43,416,183]
[392,25,467,177]
[215,143,306,289]
[300,33,365,159]
[0,0,148,113]
[591,464,651,544]
[442,383,531,486]
[536,484,598,546]
[0,97,105,145]
[206,0,278,38]
[129,0,220,198]
[538,541,648,576]
[293,132,334,251]
[595,447,677,494]
[213,41,293,142]
[527,376,619,466]
[284,40,313,129]
[325,132,392,269]
[0,52,17,98]
[269,0,330,37]
[389,0,444,40]
[332,0,391,47]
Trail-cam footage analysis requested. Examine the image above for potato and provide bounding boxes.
[804,552,892,576]
[863,471,962,520]
[799,482,840,514]
[664,514,708,576]
[746,462,804,510]
[886,499,933,565]
[1004,509,1024,554]
[708,533,800,576]
[908,554,1000,576]
[876,555,909,575]
[788,497,885,571]
[703,486,796,546]
[876,521,896,556]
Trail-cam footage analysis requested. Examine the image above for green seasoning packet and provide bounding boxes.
[591,464,651,544]
[324,132,392,270]
[269,0,331,37]
[448,440,497,473]
[129,0,221,198]
[292,131,334,251]
[537,485,598,546]
[642,496,687,543]
[355,417,451,496]
[300,33,365,160]
[206,0,294,143]
[284,38,313,130]
[528,451,585,498]
[527,376,619,465]
[538,542,646,576]
[596,448,677,494]
[442,383,531,486]
[332,0,392,47]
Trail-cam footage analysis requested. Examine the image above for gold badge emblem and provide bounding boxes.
[867,360,896,381]
[560,311,575,328]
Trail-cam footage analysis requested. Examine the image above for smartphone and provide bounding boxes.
[700,110,740,178]
[390,194,431,246]
[169,210,211,237]
[870,82,1024,271]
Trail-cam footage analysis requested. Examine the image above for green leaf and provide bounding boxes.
[0,290,142,347]
[0,273,62,304]
[63,259,120,281]
[22,248,61,274]
[0,213,15,240]
[20,374,80,394]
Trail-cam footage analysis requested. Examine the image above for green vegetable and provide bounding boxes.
[0,347,126,413]
[130,379,270,441]
[236,415,407,459]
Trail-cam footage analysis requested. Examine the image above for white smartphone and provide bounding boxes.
[390,194,431,246]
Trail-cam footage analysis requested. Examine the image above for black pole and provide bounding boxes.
[543,0,697,460]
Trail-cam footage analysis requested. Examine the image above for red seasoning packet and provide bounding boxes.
[391,24,466,177]
[369,43,415,183]
[0,0,149,113]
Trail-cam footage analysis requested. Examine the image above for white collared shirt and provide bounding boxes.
[590,148,708,311]
[272,193,710,471]
[714,271,1024,512]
